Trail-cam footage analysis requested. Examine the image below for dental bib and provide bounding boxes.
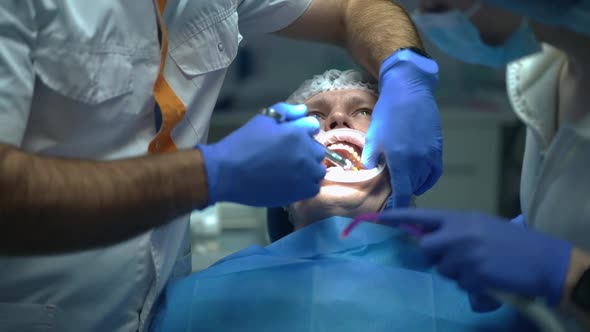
[150,217,537,332]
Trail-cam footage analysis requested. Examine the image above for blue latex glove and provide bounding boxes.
[362,50,443,208]
[467,213,528,312]
[198,103,326,207]
[376,209,572,307]
[467,291,503,313]
[510,213,527,228]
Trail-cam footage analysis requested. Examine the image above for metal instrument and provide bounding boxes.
[261,107,356,170]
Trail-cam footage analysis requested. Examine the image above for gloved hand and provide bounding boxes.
[376,209,572,307]
[362,50,443,208]
[198,103,326,207]
[509,213,527,228]
[467,291,503,312]
[466,213,529,312]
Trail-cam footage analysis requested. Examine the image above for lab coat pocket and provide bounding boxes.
[0,302,60,332]
[169,10,241,76]
[33,46,134,106]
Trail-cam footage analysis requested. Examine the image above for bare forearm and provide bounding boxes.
[0,143,209,255]
[560,247,590,324]
[343,0,423,77]
[278,0,423,77]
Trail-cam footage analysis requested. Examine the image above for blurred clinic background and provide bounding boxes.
[190,0,526,271]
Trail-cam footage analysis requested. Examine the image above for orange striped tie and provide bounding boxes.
[148,0,186,153]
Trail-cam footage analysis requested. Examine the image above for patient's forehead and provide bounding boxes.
[305,89,377,110]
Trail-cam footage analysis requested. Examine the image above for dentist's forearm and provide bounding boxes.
[0,143,209,255]
[560,247,590,324]
[342,0,423,77]
[277,0,423,77]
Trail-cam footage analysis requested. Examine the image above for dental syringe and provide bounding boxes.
[324,148,357,171]
[260,107,357,171]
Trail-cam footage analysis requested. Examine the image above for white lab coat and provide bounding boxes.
[507,44,590,331]
[0,0,312,331]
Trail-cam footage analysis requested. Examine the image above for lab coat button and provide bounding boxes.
[217,43,224,52]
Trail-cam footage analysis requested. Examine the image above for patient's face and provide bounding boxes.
[289,89,391,230]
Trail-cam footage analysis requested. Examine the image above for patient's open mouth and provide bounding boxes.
[315,128,385,183]
[316,129,366,171]
[325,142,363,170]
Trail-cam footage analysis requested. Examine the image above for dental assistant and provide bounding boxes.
[0,1,442,331]
[375,0,590,328]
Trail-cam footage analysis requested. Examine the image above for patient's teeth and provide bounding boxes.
[325,142,364,168]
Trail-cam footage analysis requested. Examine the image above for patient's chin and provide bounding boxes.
[290,187,383,230]
[291,170,391,230]
[291,205,355,230]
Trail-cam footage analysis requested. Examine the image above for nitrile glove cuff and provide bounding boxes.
[379,49,439,91]
[544,239,573,307]
[195,143,222,206]
[509,214,528,228]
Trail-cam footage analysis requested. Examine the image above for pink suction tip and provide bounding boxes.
[340,212,425,239]
[340,212,380,239]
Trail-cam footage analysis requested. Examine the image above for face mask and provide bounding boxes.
[411,3,542,68]
[499,0,590,37]
[563,1,590,36]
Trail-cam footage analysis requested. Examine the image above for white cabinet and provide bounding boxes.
[190,203,269,271]
[417,110,517,214]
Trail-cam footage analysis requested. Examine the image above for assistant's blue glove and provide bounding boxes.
[198,103,326,207]
[509,213,527,228]
[467,213,528,312]
[362,50,443,208]
[376,209,572,307]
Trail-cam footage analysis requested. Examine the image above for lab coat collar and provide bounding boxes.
[507,44,565,149]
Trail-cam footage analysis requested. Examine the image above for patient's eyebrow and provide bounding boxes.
[306,97,331,111]
[345,95,373,109]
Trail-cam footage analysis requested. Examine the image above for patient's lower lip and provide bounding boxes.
[323,163,384,183]
[326,165,362,173]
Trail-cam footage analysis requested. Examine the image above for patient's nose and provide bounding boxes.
[325,111,351,130]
